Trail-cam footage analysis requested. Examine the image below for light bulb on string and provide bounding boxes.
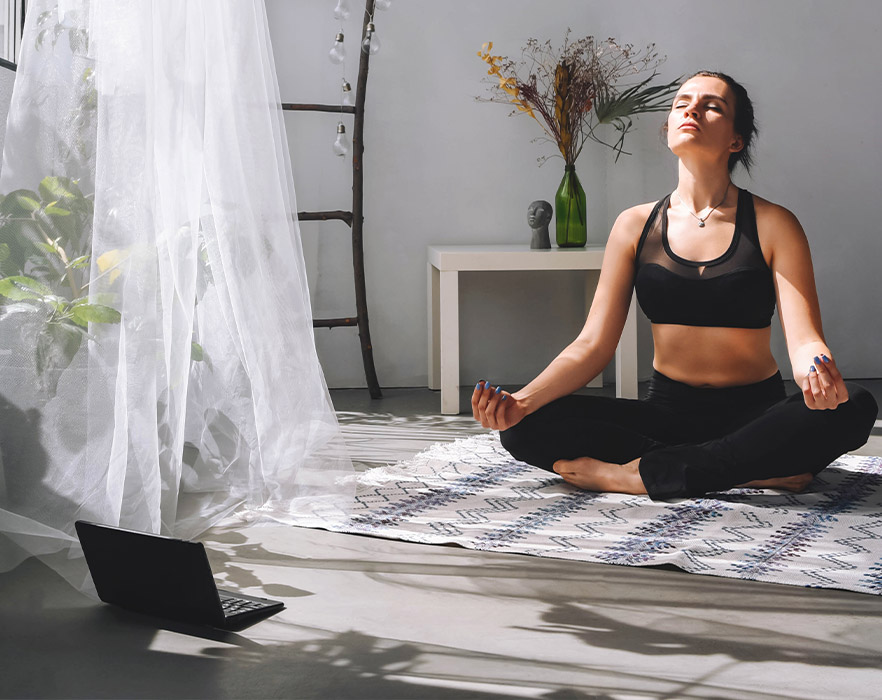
[362,22,380,55]
[328,32,345,64]
[333,0,350,20]
[341,80,354,107]
[375,0,392,10]
[333,122,350,157]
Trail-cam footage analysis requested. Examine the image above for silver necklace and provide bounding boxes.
[675,182,730,227]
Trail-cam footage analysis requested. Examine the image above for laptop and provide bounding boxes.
[75,520,285,629]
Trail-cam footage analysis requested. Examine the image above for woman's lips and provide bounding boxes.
[679,123,699,130]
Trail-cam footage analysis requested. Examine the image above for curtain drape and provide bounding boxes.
[0,0,353,591]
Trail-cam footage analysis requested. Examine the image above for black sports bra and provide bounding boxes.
[633,187,776,329]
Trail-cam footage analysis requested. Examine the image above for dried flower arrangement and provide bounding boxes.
[478,32,680,166]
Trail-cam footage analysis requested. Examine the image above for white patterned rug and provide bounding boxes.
[293,433,882,596]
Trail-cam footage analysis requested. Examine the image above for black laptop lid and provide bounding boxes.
[75,521,224,626]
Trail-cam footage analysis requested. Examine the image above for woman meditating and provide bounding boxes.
[472,71,878,500]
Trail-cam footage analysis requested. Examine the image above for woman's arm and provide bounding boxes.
[762,201,848,408]
[473,205,645,429]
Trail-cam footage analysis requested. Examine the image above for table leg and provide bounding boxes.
[428,263,440,390]
[439,269,460,414]
[616,292,638,398]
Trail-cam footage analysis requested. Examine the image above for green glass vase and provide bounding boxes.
[555,165,587,248]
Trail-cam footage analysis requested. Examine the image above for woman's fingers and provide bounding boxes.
[818,354,850,405]
[801,372,815,407]
[805,355,849,410]
[812,358,832,400]
[470,380,511,429]
[472,380,498,427]
[484,385,505,428]
[473,380,492,425]
[471,380,487,420]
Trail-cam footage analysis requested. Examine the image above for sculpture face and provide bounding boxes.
[527,200,553,228]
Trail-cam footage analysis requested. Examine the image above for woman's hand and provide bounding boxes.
[801,354,849,410]
[471,380,526,431]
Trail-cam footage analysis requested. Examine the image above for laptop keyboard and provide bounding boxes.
[220,595,274,616]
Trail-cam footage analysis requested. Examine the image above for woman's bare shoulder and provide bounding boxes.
[619,200,659,222]
[749,193,809,265]
[612,200,659,232]
[751,192,802,229]
[608,200,660,249]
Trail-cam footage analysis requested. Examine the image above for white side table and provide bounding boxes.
[428,244,638,414]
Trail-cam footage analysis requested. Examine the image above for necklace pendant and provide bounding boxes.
[698,221,706,228]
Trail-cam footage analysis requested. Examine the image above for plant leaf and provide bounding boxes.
[39,176,84,204]
[14,194,41,213]
[71,303,121,326]
[44,204,72,217]
[0,301,41,316]
[191,342,204,362]
[96,249,127,285]
[0,275,53,301]
[594,73,682,124]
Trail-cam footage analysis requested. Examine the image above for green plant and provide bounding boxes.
[0,176,121,385]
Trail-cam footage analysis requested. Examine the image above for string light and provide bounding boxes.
[333,0,350,20]
[328,32,345,64]
[329,2,392,154]
[341,80,354,107]
[333,122,350,156]
[362,22,380,55]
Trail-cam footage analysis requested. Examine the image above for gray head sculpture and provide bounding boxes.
[527,200,553,249]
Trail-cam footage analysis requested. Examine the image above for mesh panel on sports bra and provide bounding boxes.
[633,187,776,328]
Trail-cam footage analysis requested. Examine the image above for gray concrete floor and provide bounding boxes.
[2,381,882,699]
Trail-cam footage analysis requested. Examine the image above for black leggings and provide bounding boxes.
[500,370,878,500]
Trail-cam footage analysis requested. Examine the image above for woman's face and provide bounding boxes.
[666,75,743,161]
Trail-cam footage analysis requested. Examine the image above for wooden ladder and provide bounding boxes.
[282,0,382,399]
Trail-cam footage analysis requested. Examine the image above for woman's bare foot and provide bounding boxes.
[738,473,814,493]
[552,457,647,495]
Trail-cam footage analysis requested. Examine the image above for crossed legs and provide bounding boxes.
[500,383,878,500]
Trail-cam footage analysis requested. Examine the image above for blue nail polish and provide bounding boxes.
[495,386,501,394]
[502,395,507,401]
[813,356,821,365]
[810,366,817,373]
[475,382,482,389]
[821,354,830,363]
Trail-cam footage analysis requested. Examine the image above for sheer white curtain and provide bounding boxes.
[0,0,353,589]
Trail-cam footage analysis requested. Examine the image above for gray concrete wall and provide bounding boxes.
[266,0,882,389]
[2,4,876,388]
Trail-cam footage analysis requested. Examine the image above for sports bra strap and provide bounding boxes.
[634,195,668,262]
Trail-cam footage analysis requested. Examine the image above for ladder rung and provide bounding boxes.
[298,210,353,226]
[282,103,357,114]
[314,317,358,328]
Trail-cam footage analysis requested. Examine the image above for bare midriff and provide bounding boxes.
[651,323,780,388]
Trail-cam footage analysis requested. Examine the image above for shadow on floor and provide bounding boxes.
[520,601,882,670]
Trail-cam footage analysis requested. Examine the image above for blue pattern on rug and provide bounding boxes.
[596,499,732,566]
[290,433,882,595]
